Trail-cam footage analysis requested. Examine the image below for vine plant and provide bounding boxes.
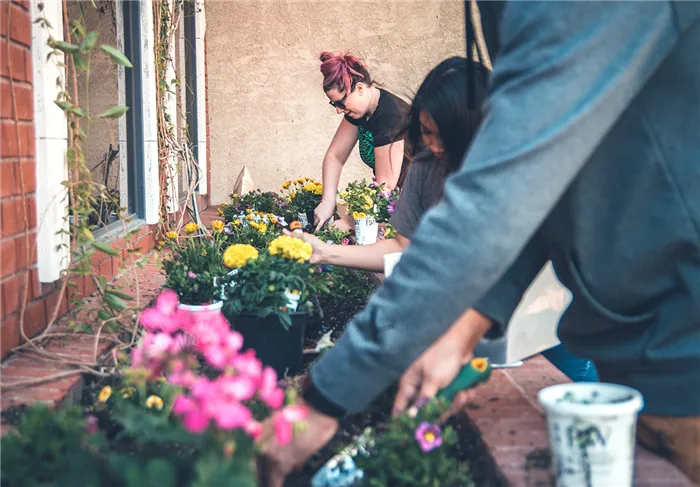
[1,1,153,389]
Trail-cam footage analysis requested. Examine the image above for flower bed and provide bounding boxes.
[1,181,505,486]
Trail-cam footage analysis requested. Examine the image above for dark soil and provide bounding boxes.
[1,404,29,427]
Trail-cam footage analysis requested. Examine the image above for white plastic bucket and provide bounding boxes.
[298,212,309,228]
[538,382,644,487]
[177,301,224,313]
[383,252,403,277]
[354,217,378,245]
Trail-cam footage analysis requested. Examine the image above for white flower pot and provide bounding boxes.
[298,212,309,228]
[177,301,224,313]
[538,382,644,487]
[383,252,402,277]
[354,217,378,245]
[283,289,301,312]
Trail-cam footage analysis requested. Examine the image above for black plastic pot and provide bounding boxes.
[233,312,309,377]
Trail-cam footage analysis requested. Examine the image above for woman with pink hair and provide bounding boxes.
[313,51,410,232]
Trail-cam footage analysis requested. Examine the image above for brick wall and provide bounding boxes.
[0,0,158,360]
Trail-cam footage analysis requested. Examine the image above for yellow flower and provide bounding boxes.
[268,235,313,262]
[246,214,255,221]
[290,289,300,295]
[223,439,237,458]
[120,386,135,399]
[282,181,291,189]
[352,211,367,219]
[257,223,268,233]
[233,220,242,226]
[202,250,207,256]
[363,203,372,210]
[145,395,164,410]
[290,193,296,199]
[223,244,259,269]
[471,358,489,373]
[305,177,313,181]
[98,386,112,403]
[246,209,253,214]
[166,231,178,240]
[211,220,225,233]
[364,195,373,205]
[296,178,304,184]
[270,217,278,224]
[184,222,198,234]
[217,208,224,217]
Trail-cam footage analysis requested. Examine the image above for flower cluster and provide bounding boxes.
[134,290,307,442]
[268,235,313,262]
[281,177,323,215]
[223,244,259,269]
[340,178,400,223]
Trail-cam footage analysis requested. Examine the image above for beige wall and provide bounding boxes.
[206,0,466,204]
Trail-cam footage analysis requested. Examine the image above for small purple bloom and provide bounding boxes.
[341,238,350,246]
[387,201,397,215]
[187,271,197,279]
[415,422,443,452]
[86,415,99,435]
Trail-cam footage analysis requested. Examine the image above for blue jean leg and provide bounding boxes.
[541,344,599,382]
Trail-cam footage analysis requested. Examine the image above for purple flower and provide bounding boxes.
[85,415,99,435]
[387,201,397,215]
[415,422,442,452]
[224,223,234,234]
[187,271,197,279]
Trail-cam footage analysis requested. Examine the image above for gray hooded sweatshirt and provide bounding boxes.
[305,1,700,417]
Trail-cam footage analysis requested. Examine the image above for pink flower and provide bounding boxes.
[173,395,197,415]
[233,350,263,380]
[415,422,442,452]
[258,366,284,409]
[272,406,307,446]
[226,331,244,354]
[187,271,197,279]
[245,420,263,440]
[341,238,349,246]
[85,415,99,435]
[281,405,308,422]
[140,290,191,333]
[213,402,252,430]
[220,375,256,402]
[148,333,174,358]
[182,409,210,434]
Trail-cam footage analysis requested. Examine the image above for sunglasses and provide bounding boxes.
[329,93,348,110]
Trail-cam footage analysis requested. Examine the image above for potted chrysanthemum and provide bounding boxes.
[280,177,325,230]
[221,235,318,376]
[339,180,381,245]
[161,222,228,312]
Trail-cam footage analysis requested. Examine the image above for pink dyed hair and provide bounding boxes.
[319,51,372,94]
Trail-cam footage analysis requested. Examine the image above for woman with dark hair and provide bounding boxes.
[313,52,410,232]
[289,56,598,386]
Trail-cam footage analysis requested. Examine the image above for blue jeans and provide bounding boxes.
[541,344,599,382]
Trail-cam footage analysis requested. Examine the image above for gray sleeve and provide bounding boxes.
[310,1,678,413]
[390,154,431,238]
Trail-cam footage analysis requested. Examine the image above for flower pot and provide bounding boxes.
[177,301,224,313]
[354,217,378,245]
[537,382,644,487]
[298,212,309,228]
[233,312,308,377]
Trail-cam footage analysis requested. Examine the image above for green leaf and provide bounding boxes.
[103,293,129,311]
[97,310,112,321]
[91,240,119,256]
[72,53,88,71]
[81,30,99,52]
[99,44,133,68]
[55,40,80,53]
[71,107,86,118]
[105,290,134,301]
[54,100,73,112]
[98,105,129,119]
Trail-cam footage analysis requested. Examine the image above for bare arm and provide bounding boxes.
[373,140,405,190]
[321,119,359,203]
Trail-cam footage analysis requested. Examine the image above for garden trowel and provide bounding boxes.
[310,357,508,487]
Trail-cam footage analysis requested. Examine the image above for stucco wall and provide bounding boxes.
[206,0,466,204]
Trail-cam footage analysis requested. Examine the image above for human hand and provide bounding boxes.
[392,310,492,418]
[313,199,336,233]
[257,398,339,487]
[282,229,327,265]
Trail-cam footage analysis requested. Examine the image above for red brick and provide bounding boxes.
[1,196,36,237]
[99,257,113,282]
[28,266,40,300]
[1,273,22,316]
[15,230,36,269]
[44,287,68,322]
[0,38,27,81]
[23,47,31,84]
[15,159,35,193]
[0,2,7,37]
[1,237,17,276]
[0,120,33,157]
[1,79,32,119]
[0,160,16,197]
[7,4,31,47]
[84,274,96,296]
[22,297,47,338]
[0,312,19,357]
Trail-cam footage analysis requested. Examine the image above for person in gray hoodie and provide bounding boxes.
[258,2,700,485]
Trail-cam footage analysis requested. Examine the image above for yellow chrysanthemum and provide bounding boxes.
[98,386,112,403]
[223,244,259,269]
[245,214,255,221]
[305,177,313,182]
[296,178,304,184]
[268,235,313,262]
[218,208,224,217]
[184,222,198,235]
[270,217,278,224]
[290,193,296,199]
[211,220,225,233]
[145,395,164,410]
[257,223,268,233]
[246,209,253,214]
[282,181,291,189]
[165,231,178,240]
[233,219,241,226]
[202,250,207,256]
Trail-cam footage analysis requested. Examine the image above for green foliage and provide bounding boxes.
[280,178,323,216]
[356,399,472,487]
[162,237,227,305]
[223,214,281,251]
[222,190,288,221]
[323,266,375,302]
[222,254,316,330]
[315,226,350,245]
